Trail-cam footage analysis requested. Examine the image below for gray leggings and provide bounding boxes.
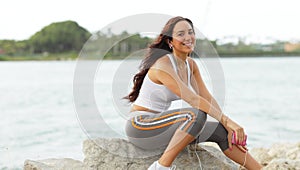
[125,108,229,151]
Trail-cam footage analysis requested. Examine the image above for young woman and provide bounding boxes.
[124,16,262,170]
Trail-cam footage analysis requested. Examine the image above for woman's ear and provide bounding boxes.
[167,39,173,49]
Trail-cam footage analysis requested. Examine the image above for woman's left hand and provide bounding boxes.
[236,144,248,153]
[226,129,248,153]
[222,116,248,152]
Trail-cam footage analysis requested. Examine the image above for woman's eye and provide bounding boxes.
[189,31,194,35]
[177,33,184,36]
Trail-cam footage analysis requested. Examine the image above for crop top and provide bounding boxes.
[133,54,193,112]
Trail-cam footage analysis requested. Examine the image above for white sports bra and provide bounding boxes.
[133,54,193,112]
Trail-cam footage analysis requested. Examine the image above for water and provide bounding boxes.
[1,57,300,169]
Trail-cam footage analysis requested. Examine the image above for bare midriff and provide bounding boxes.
[131,104,159,113]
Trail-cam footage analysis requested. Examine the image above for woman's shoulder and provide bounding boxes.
[152,54,173,68]
[187,56,196,64]
[148,54,175,83]
[157,54,171,62]
[187,57,198,68]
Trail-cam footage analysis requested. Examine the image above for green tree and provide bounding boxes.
[0,40,16,55]
[29,20,91,53]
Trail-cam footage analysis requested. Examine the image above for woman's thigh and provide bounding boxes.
[125,108,206,150]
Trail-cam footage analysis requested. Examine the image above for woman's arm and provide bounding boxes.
[150,56,247,148]
[188,58,223,116]
[149,56,224,122]
[187,58,247,148]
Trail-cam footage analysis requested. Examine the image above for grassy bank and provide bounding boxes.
[0,52,78,61]
[218,51,300,57]
[1,51,300,61]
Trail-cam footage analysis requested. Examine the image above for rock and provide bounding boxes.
[24,158,90,170]
[250,142,300,169]
[249,147,272,166]
[23,139,300,170]
[263,159,300,170]
[82,138,239,170]
[267,142,300,159]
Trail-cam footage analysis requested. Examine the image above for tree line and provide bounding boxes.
[0,20,299,60]
[0,21,91,60]
[0,20,154,60]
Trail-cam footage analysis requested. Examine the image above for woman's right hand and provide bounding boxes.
[222,115,248,152]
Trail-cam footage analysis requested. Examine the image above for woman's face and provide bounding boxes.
[170,20,195,55]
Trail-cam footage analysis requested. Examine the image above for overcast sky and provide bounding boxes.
[1,0,300,43]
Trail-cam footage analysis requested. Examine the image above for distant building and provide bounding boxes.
[284,42,300,52]
[0,48,5,55]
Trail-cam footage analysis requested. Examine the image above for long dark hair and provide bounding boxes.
[124,16,194,102]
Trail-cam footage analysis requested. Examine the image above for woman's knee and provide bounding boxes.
[196,121,229,151]
[213,123,229,151]
[183,108,207,136]
[187,108,207,124]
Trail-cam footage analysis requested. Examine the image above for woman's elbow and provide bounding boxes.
[186,95,201,109]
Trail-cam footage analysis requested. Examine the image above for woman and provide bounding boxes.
[124,16,262,170]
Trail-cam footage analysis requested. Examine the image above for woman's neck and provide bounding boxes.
[172,52,188,69]
[172,51,188,62]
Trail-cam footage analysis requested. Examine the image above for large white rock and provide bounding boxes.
[263,159,300,170]
[82,138,239,170]
[24,158,90,170]
[250,142,300,170]
[249,147,272,166]
[23,138,300,170]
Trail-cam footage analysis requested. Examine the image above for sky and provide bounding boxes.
[1,0,300,43]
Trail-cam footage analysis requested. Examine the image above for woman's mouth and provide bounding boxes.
[182,42,193,48]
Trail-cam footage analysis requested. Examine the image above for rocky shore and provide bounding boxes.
[24,138,300,170]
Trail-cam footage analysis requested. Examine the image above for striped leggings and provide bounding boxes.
[125,107,229,151]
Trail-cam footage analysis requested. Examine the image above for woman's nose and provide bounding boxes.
[184,33,192,40]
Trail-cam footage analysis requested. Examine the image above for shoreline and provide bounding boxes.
[1,54,300,61]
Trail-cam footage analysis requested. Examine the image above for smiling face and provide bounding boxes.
[170,20,195,57]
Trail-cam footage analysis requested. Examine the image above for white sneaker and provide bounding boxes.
[147,161,176,170]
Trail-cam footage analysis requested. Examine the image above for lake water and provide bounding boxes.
[1,57,300,169]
